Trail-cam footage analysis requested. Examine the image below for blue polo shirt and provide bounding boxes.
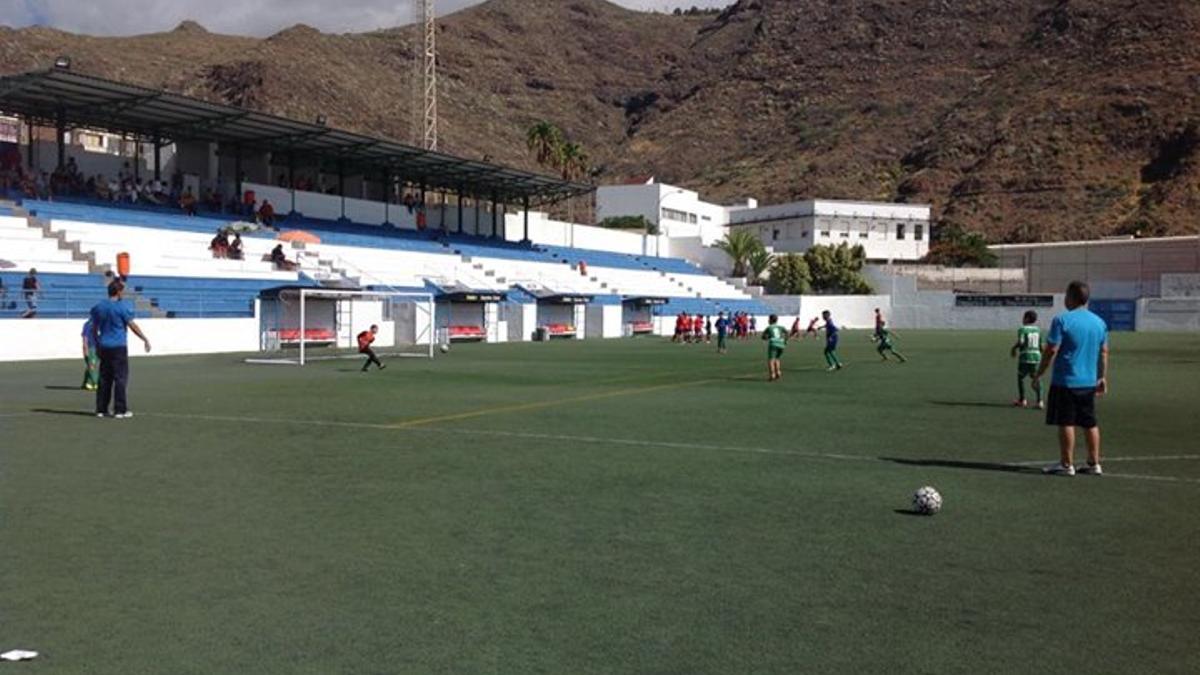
[1046,307,1108,388]
[89,299,136,349]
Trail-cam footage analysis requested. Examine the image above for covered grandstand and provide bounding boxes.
[0,67,775,360]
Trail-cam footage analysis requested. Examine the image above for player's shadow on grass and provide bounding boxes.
[44,385,85,391]
[929,400,1016,409]
[881,457,1042,476]
[30,407,99,417]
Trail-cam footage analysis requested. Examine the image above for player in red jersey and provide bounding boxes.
[358,324,385,372]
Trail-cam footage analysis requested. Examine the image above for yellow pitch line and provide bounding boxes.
[386,376,731,429]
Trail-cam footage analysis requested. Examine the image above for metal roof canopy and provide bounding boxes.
[0,68,592,204]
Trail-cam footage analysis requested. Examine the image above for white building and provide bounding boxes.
[728,199,930,261]
[596,177,931,262]
[595,176,750,244]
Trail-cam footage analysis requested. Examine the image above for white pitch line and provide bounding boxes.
[1010,455,1200,466]
[126,411,1200,486]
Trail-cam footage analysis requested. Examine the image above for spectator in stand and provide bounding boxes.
[403,192,416,213]
[258,199,276,228]
[33,171,49,200]
[180,187,198,216]
[229,233,244,260]
[579,260,587,277]
[270,244,296,271]
[0,275,8,310]
[203,188,220,212]
[416,209,428,231]
[118,162,132,184]
[106,177,120,202]
[21,268,40,318]
[209,229,229,258]
[242,190,257,218]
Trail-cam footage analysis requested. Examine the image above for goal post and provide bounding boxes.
[249,287,436,365]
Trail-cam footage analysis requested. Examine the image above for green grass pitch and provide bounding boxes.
[2,331,1198,674]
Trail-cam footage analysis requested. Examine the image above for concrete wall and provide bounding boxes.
[993,236,1200,298]
[1137,298,1200,332]
[0,316,259,362]
[761,295,891,329]
[503,211,668,257]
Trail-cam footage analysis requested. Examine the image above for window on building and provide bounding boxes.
[688,213,698,224]
[859,231,869,238]
[661,207,691,223]
[840,231,850,238]
[820,231,830,238]
[801,231,810,238]
[701,215,711,222]
[773,229,781,241]
[896,224,907,240]
[914,224,924,241]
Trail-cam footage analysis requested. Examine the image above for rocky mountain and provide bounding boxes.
[2,0,1197,242]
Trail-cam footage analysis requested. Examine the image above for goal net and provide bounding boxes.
[249,288,436,365]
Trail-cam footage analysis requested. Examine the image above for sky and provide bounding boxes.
[3,0,732,37]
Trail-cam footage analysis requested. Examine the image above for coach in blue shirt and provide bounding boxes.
[90,280,151,418]
[1034,281,1109,476]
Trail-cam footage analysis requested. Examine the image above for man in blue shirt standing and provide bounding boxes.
[90,281,151,418]
[1034,281,1109,476]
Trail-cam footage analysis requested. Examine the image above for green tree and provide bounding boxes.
[766,253,811,295]
[558,141,590,181]
[526,121,565,171]
[599,215,652,232]
[747,248,774,285]
[804,243,873,294]
[923,223,997,267]
[714,229,764,278]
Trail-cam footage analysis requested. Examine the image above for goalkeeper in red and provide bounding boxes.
[1011,310,1043,408]
[358,324,386,372]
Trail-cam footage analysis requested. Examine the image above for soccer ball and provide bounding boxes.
[912,486,943,515]
[439,344,450,354]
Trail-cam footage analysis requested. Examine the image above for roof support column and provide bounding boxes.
[133,138,141,182]
[523,196,530,243]
[25,117,34,170]
[383,169,391,226]
[491,194,498,239]
[338,162,345,220]
[234,145,243,200]
[55,109,66,172]
[456,186,464,235]
[153,139,162,181]
[287,154,296,214]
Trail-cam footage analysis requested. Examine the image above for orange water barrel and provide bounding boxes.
[116,252,131,278]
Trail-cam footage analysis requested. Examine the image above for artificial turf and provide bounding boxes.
[1,330,1198,674]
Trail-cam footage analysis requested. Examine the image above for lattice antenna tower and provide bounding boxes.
[420,0,439,151]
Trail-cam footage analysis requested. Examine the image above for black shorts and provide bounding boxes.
[1046,385,1098,429]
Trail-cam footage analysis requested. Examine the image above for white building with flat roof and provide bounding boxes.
[728,199,931,261]
[596,177,931,261]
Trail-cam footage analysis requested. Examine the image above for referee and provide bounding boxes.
[89,280,151,418]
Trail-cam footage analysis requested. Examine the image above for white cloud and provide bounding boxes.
[1,0,732,37]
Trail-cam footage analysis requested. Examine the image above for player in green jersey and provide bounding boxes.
[1011,310,1044,408]
[761,314,788,381]
[874,323,907,362]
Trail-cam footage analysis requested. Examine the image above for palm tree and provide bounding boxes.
[526,121,565,171]
[714,229,764,278]
[747,248,774,285]
[558,142,589,181]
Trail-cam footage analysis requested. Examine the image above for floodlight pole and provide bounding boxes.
[421,0,439,152]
